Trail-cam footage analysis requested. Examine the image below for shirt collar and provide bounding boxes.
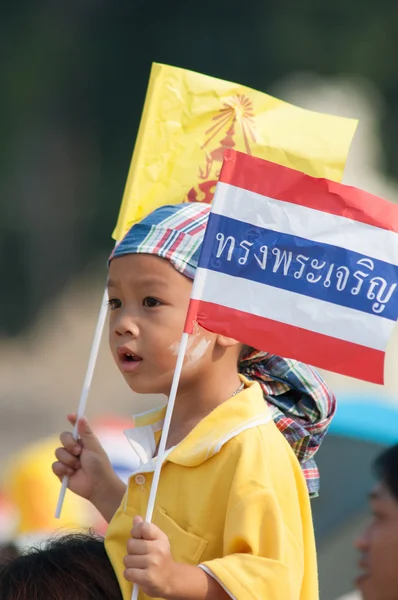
[124,377,271,469]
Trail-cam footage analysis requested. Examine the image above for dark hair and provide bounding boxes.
[0,532,122,600]
[374,443,398,501]
[0,543,19,568]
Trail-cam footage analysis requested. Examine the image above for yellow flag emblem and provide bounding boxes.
[113,63,357,240]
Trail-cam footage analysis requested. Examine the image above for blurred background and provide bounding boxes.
[1,2,398,598]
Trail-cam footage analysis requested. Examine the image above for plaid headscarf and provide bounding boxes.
[110,203,336,496]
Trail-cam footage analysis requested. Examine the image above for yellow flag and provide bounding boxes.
[113,63,357,240]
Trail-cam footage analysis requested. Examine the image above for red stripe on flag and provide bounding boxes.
[219,150,398,233]
[184,299,385,384]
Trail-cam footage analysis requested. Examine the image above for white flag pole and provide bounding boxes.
[131,331,190,600]
[55,285,109,519]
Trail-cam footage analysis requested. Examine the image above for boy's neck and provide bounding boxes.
[164,370,242,450]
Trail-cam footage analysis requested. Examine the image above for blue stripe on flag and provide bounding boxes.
[199,214,398,321]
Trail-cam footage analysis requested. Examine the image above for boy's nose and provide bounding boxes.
[114,314,139,338]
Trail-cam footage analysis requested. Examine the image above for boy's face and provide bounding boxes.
[355,482,398,600]
[107,254,216,395]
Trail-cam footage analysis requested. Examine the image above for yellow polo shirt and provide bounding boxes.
[105,379,318,600]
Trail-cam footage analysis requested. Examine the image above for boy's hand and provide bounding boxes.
[124,516,176,598]
[124,517,230,600]
[52,414,126,522]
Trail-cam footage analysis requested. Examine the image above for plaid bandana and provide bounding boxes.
[110,203,336,496]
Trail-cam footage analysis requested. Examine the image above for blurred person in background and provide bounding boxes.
[0,532,122,600]
[355,443,398,600]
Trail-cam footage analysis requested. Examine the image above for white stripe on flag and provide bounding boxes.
[192,268,395,352]
[212,182,398,266]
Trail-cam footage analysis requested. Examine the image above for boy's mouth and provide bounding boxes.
[117,346,143,373]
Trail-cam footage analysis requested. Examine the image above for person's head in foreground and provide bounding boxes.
[108,202,336,495]
[355,443,398,600]
[0,532,122,600]
[0,543,19,567]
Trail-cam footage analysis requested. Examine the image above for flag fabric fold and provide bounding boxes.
[113,63,357,240]
[184,150,398,384]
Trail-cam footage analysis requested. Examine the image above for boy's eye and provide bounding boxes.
[107,298,121,310]
[143,297,162,308]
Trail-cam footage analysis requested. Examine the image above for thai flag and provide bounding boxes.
[184,150,398,384]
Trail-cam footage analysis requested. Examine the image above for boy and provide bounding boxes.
[54,203,335,599]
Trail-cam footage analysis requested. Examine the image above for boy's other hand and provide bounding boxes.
[124,517,231,600]
[124,516,176,598]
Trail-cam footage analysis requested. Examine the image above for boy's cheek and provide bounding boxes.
[168,334,212,365]
[185,337,212,365]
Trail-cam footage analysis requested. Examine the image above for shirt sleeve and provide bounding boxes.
[199,487,317,600]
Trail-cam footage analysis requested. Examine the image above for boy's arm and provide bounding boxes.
[164,564,230,600]
[198,487,315,600]
[90,475,126,523]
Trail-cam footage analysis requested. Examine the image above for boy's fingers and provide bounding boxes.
[52,461,74,479]
[59,431,81,456]
[131,516,144,539]
[67,413,78,426]
[54,447,81,469]
[77,418,104,453]
[124,567,146,584]
[126,538,149,556]
[132,520,160,541]
[123,554,147,570]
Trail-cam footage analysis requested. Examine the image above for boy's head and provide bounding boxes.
[107,203,241,395]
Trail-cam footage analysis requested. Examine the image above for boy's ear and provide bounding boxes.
[215,334,241,349]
